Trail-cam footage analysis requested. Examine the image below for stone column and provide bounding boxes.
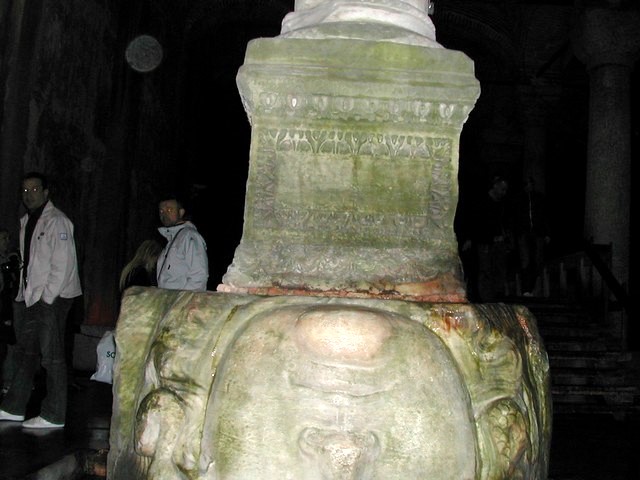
[572,6,640,288]
[107,4,553,479]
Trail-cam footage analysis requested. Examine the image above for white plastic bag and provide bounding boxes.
[90,330,116,384]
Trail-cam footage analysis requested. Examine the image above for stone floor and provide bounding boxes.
[0,372,111,480]
[0,370,638,479]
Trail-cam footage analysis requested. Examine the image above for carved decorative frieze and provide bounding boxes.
[249,128,453,239]
[252,91,474,126]
[222,125,461,290]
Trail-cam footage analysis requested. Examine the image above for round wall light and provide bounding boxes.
[125,35,163,73]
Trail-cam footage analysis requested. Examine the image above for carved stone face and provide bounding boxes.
[199,305,477,479]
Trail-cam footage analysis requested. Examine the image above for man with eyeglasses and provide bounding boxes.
[0,172,81,429]
[156,194,208,291]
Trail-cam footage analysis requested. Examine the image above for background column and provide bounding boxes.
[572,6,640,290]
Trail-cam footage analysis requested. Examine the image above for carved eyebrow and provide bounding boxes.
[286,365,396,397]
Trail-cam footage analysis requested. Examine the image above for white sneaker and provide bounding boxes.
[22,415,64,429]
[0,409,25,422]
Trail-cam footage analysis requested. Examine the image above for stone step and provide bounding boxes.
[535,317,612,333]
[504,296,637,419]
[552,384,639,400]
[539,316,625,349]
[548,351,633,370]
[550,370,631,387]
[531,309,594,322]
[551,400,640,417]
[551,385,640,416]
[540,327,615,343]
[544,340,621,353]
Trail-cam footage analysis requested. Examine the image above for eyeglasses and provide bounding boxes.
[22,187,42,193]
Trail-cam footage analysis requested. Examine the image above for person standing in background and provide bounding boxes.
[0,228,21,393]
[458,176,513,302]
[156,195,208,292]
[119,238,164,292]
[0,227,20,327]
[513,177,551,296]
[0,172,82,429]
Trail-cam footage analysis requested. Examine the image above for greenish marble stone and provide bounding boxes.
[107,24,550,480]
[222,38,480,296]
[108,288,551,479]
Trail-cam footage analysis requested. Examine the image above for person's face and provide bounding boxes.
[493,180,508,199]
[22,178,49,212]
[158,200,184,227]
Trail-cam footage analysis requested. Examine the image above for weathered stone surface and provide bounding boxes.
[221,38,479,302]
[280,0,440,47]
[107,288,551,479]
[108,6,550,480]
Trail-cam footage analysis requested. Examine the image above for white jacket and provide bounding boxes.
[157,221,208,291]
[16,200,82,307]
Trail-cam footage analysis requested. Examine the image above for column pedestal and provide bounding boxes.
[221,38,479,302]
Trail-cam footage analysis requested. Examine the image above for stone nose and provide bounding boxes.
[298,427,380,480]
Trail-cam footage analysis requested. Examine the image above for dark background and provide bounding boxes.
[0,0,637,328]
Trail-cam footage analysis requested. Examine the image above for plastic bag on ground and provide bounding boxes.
[90,330,116,384]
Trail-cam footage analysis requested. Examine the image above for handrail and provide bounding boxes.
[583,240,630,317]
